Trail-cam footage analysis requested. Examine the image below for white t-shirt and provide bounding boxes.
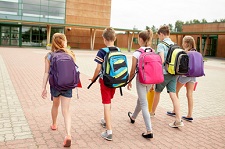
[133,47,152,59]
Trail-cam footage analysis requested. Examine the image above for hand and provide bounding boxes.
[41,89,47,99]
[89,78,94,83]
[150,85,155,91]
[127,82,132,90]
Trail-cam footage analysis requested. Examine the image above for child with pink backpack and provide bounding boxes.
[127,29,163,139]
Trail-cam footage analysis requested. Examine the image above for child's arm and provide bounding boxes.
[127,56,137,90]
[90,63,102,82]
[41,58,50,99]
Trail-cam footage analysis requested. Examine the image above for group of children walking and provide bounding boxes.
[41,25,198,147]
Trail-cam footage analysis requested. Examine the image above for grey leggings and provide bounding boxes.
[132,78,153,131]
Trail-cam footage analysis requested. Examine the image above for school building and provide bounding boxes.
[1,0,225,57]
[116,23,225,58]
[0,0,113,49]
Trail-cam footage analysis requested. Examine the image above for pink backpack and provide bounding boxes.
[137,48,164,84]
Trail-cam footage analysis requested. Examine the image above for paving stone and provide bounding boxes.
[0,48,225,148]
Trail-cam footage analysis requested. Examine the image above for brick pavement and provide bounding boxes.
[0,47,225,149]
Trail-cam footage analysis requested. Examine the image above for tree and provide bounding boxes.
[201,18,207,23]
[175,20,184,32]
[145,26,150,30]
[151,25,157,33]
[185,21,190,24]
[168,24,173,32]
[213,19,218,23]
[220,19,225,22]
[192,19,200,24]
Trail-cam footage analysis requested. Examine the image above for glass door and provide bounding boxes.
[11,26,20,46]
[0,25,21,46]
[1,26,10,46]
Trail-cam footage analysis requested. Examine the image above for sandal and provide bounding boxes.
[167,111,176,116]
[182,116,193,122]
[128,112,135,124]
[50,125,57,130]
[63,136,71,147]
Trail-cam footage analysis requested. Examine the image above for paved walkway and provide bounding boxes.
[0,47,224,149]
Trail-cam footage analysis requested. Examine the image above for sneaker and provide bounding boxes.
[167,111,176,116]
[150,113,155,117]
[169,120,184,128]
[101,131,112,141]
[182,116,193,122]
[100,118,106,128]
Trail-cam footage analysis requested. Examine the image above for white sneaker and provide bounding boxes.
[169,120,184,128]
[100,118,106,128]
[150,113,155,117]
[101,131,112,141]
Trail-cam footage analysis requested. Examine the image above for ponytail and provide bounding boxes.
[139,29,153,47]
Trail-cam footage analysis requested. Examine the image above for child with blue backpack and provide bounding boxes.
[90,27,118,141]
[176,36,198,122]
[127,29,155,139]
[41,33,76,147]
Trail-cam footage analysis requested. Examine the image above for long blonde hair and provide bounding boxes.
[139,29,153,47]
[51,33,75,61]
[183,36,196,51]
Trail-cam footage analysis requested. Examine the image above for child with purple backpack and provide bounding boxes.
[176,36,202,122]
[41,33,77,147]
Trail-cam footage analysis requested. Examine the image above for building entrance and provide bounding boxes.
[197,35,218,56]
[0,25,21,46]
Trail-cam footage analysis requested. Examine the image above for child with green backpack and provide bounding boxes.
[151,25,184,128]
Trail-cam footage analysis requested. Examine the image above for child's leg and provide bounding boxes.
[176,81,184,99]
[135,81,152,132]
[60,96,72,136]
[104,104,112,131]
[169,92,181,122]
[185,82,195,118]
[171,81,184,113]
[151,91,161,114]
[52,97,60,126]
[131,99,141,119]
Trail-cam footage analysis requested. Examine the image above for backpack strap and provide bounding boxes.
[102,47,120,53]
[137,47,153,53]
[190,48,197,51]
[102,47,109,53]
[161,41,171,48]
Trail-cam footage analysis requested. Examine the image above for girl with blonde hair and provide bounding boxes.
[176,36,197,122]
[41,33,75,147]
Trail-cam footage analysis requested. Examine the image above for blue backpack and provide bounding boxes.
[49,51,80,91]
[102,47,129,88]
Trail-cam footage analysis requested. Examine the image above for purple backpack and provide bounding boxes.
[186,51,205,77]
[49,51,80,91]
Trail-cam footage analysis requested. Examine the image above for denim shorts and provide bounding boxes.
[177,76,196,84]
[155,74,178,93]
[50,87,72,100]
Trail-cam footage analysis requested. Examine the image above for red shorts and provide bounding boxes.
[99,78,116,104]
